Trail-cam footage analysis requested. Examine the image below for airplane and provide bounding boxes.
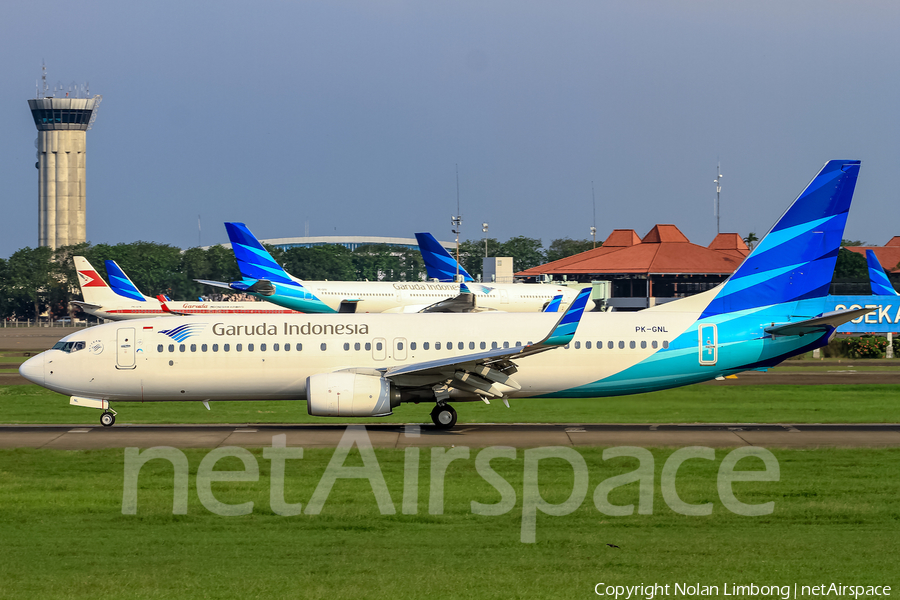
[22,160,869,430]
[196,222,579,313]
[414,232,475,282]
[70,257,301,321]
[830,249,900,334]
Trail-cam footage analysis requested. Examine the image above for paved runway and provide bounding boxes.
[2,423,899,450]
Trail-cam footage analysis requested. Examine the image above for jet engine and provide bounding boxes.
[306,372,401,417]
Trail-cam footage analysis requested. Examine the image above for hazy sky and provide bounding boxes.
[2,1,898,258]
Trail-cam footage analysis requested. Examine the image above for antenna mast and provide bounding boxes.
[714,162,723,234]
[591,181,597,248]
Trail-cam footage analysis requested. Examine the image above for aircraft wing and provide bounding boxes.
[764,307,874,337]
[379,287,591,398]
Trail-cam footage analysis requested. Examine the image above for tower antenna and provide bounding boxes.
[713,161,723,234]
[591,181,597,248]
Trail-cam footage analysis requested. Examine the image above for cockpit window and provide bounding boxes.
[52,341,85,353]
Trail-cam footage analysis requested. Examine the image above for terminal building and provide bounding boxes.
[516,225,750,310]
[256,235,455,253]
[27,68,101,249]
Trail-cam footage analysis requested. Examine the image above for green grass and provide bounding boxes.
[2,383,900,425]
[0,447,897,599]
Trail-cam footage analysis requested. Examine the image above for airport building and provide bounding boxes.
[27,69,101,249]
[517,225,750,310]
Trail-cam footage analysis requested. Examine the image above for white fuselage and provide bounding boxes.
[76,300,300,321]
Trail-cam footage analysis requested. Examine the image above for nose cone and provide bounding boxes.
[19,354,45,385]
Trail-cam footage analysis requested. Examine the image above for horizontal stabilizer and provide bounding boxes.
[69,300,102,310]
[195,279,233,290]
[764,307,874,337]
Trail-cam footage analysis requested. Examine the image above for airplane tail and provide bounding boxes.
[104,260,152,302]
[415,232,474,282]
[225,222,298,286]
[866,249,899,296]
[73,257,124,306]
[700,160,861,318]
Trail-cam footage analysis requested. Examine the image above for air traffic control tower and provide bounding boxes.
[27,69,101,249]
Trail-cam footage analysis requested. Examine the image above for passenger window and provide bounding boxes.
[469,342,475,350]
[458,342,464,350]
[190,344,197,352]
[608,341,614,349]
[248,344,254,352]
[274,343,279,351]
[261,343,266,351]
[629,341,636,349]
[224,344,230,352]
[586,341,592,349]
[652,341,658,349]
[565,344,570,349]
[201,344,208,352]
[618,341,624,349]
[169,344,175,353]
[480,342,486,350]
[236,344,242,352]
[575,341,581,349]
[376,342,383,351]
[435,342,441,350]
[515,341,522,347]
[366,342,371,351]
[320,343,327,351]
[284,343,290,352]
[343,343,350,351]
[398,342,404,350]
[492,342,498,349]
[213,344,219,352]
[503,341,509,349]
[423,342,429,350]
[179,344,186,352]
[662,341,669,349]
[410,342,416,351]
[355,342,361,351]
[157,344,164,353]
[297,343,303,351]
[447,342,452,351]
[641,341,647,349]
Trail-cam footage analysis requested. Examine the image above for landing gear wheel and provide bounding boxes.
[100,412,116,427]
[431,404,457,429]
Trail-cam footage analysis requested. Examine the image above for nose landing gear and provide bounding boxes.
[430,404,457,429]
[100,409,117,427]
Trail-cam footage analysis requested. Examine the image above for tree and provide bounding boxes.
[842,239,865,246]
[353,245,402,281]
[743,232,759,250]
[5,246,54,319]
[498,236,545,272]
[546,238,594,263]
[834,247,867,279]
[282,245,356,281]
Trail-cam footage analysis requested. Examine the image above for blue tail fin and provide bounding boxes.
[866,249,898,296]
[543,294,562,313]
[225,223,295,285]
[104,260,147,302]
[542,287,591,346]
[701,160,860,318]
[415,232,474,282]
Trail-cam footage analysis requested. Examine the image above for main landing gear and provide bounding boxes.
[430,404,457,429]
[100,410,117,427]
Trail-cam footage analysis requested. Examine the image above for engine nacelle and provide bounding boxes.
[306,372,400,417]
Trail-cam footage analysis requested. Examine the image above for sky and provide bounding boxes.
[1,0,898,258]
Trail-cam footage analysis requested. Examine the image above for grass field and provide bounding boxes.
[1,446,897,599]
[2,382,900,425]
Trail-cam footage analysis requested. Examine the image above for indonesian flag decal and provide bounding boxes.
[78,270,108,287]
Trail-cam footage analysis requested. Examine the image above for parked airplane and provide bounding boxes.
[414,232,475,282]
[197,222,578,313]
[71,257,300,321]
[24,160,868,428]
[830,249,900,334]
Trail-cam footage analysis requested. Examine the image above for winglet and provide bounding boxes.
[543,294,563,313]
[104,260,148,302]
[415,232,474,282]
[866,250,898,296]
[539,287,591,346]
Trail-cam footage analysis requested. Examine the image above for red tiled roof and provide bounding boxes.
[707,233,751,259]
[517,225,745,276]
[843,239,900,273]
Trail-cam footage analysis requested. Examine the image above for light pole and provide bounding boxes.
[591,181,597,248]
[482,222,489,259]
[714,163,723,235]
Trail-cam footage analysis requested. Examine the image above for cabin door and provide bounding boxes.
[698,324,717,366]
[116,328,136,369]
